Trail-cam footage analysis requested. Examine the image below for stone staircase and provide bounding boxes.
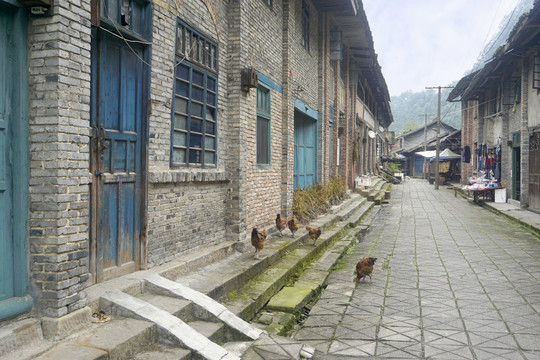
[357,176,392,205]
[1,189,389,360]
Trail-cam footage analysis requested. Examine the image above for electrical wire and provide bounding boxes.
[98,0,197,71]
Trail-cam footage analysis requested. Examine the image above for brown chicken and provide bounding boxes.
[354,257,377,282]
[251,228,267,259]
[275,214,287,237]
[288,215,299,238]
[306,226,321,247]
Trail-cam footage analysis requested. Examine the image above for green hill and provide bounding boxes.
[389,85,461,134]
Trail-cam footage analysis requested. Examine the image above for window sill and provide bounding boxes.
[149,169,229,184]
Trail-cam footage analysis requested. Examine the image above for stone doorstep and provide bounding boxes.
[0,318,49,359]
[34,318,157,360]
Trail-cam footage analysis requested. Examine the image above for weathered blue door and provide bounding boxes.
[0,2,31,319]
[294,111,317,189]
[0,5,14,303]
[90,32,146,282]
[414,155,424,176]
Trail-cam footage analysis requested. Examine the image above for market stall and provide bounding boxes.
[418,149,461,184]
[461,171,507,203]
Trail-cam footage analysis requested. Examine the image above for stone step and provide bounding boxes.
[144,274,262,341]
[34,318,156,360]
[329,192,358,214]
[0,319,54,360]
[347,201,375,227]
[134,344,191,360]
[254,222,369,335]
[99,290,239,360]
[336,195,366,221]
[217,224,346,322]
[5,195,371,360]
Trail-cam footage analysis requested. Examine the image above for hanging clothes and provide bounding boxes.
[494,139,502,180]
[462,145,471,163]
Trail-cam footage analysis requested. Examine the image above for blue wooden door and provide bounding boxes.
[0,8,14,302]
[0,4,30,315]
[414,155,424,176]
[91,32,145,282]
[294,112,317,189]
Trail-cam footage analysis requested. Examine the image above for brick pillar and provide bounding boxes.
[341,50,350,187]
[319,13,330,185]
[281,0,294,217]
[28,6,92,317]
[225,0,250,239]
[521,55,530,208]
[331,60,340,178]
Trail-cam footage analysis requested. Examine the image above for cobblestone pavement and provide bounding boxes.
[293,179,540,359]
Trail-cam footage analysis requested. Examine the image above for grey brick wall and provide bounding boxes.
[146,0,232,263]
[245,0,285,231]
[289,0,319,110]
[28,3,92,317]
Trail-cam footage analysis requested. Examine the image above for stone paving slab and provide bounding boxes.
[292,179,540,359]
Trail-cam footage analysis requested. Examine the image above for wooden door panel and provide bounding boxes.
[530,133,540,211]
[0,9,14,301]
[91,31,143,282]
[294,113,317,190]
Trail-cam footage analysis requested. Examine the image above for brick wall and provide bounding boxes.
[245,0,285,231]
[289,0,320,110]
[147,177,228,267]
[28,3,92,317]
[146,0,232,262]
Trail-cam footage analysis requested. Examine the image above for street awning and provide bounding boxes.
[439,148,461,159]
[415,150,436,158]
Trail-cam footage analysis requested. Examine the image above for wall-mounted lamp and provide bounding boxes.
[18,0,53,16]
[241,67,258,92]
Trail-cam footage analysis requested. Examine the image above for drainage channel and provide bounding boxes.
[250,206,382,337]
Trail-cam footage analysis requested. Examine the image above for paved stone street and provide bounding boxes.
[293,179,540,359]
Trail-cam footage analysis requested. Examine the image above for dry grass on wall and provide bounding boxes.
[292,176,348,223]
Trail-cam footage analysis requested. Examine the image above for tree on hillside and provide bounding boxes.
[389,85,460,133]
[402,121,421,133]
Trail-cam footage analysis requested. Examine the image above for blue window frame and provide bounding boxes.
[256,84,271,165]
[301,0,310,51]
[99,0,151,40]
[172,20,218,167]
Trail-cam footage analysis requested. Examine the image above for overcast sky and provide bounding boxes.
[363,0,522,96]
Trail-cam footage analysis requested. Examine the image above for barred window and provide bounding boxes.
[301,0,310,50]
[503,77,520,105]
[534,56,540,89]
[172,20,218,167]
[256,85,271,165]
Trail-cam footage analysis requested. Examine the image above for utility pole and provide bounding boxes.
[425,86,453,190]
[419,113,434,179]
